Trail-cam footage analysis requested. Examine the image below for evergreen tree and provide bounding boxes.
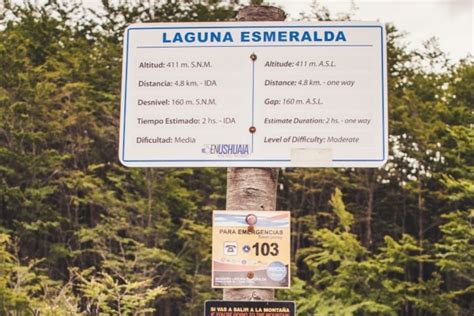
[0,0,472,315]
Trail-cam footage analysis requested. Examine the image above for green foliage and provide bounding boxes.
[294,189,460,316]
[435,210,474,299]
[0,1,233,314]
[329,188,354,231]
[0,0,472,315]
[75,268,166,315]
[0,233,79,315]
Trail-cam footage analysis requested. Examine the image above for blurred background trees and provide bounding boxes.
[0,0,472,315]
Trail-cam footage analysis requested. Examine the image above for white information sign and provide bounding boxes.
[119,22,388,167]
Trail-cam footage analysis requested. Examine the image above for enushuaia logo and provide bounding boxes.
[202,144,250,157]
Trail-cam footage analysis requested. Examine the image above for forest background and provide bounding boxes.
[0,0,472,315]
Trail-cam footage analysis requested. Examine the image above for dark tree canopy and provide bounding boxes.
[0,1,472,315]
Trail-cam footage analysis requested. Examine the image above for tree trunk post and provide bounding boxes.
[224,5,286,301]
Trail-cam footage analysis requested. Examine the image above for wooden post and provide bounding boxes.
[224,5,286,301]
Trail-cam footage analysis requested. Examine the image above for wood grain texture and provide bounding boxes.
[236,5,286,22]
[226,168,279,211]
[224,5,286,301]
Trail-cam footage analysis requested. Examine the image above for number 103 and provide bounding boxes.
[252,242,279,256]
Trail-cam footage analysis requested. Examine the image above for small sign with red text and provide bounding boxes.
[204,300,296,316]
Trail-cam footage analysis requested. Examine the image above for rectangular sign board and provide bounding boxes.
[212,211,290,289]
[119,22,387,167]
[204,300,296,316]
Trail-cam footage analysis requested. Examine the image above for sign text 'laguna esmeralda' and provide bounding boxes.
[119,22,388,168]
